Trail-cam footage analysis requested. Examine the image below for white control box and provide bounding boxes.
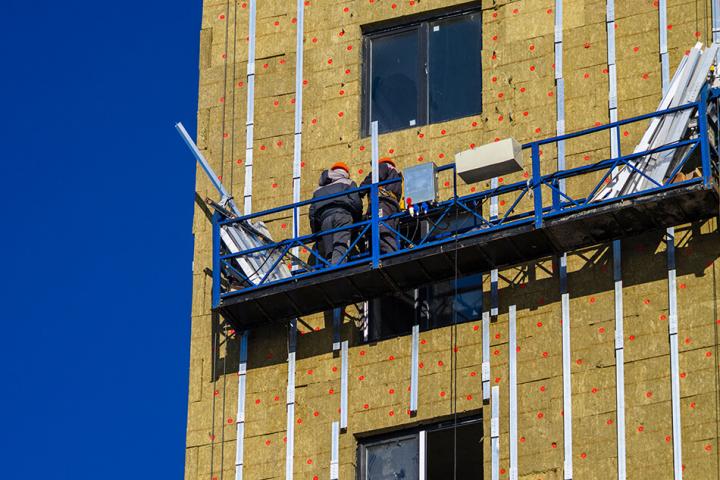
[455,138,524,184]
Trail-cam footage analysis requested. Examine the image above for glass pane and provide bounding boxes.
[427,273,483,327]
[370,29,420,134]
[429,13,482,123]
[426,421,483,478]
[365,435,419,480]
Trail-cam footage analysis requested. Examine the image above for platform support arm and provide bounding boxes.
[531,143,543,229]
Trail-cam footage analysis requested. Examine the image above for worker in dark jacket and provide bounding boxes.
[309,162,363,265]
[360,157,403,253]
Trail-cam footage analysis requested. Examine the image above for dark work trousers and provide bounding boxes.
[378,200,399,254]
[317,208,354,265]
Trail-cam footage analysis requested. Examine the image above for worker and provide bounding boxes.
[308,162,363,265]
[360,157,403,253]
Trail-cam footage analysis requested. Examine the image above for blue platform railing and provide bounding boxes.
[213,86,720,307]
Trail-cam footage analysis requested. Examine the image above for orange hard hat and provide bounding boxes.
[379,157,395,167]
[330,162,350,173]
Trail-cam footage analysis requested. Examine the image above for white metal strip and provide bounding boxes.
[491,386,500,480]
[612,240,626,479]
[659,0,670,93]
[606,0,619,159]
[330,421,340,480]
[419,430,427,480]
[292,0,304,233]
[490,268,498,317]
[410,324,419,413]
[482,311,491,401]
[490,177,499,220]
[713,0,720,43]
[371,121,379,184]
[340,340,349,430]
[508,305,518,480]
[667,228,683,479]
[560,254,573,480]
[332,308,342,352]
[606,0,626,472]
[234,332,249,480]
[286,320,297,480]
[243,0,257,215]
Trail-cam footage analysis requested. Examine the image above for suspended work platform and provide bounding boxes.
[213,88,720,330]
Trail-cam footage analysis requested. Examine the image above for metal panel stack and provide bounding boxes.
[597,42,719,200]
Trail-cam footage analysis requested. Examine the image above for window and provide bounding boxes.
[363,7,482,135]
[358,417,483,479]
[366,273,483,342]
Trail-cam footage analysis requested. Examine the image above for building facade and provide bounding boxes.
[186,0,720,478]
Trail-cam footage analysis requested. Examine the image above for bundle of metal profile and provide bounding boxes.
[174,122,291,287]
[596,42,719,200]
[220,220,291,287]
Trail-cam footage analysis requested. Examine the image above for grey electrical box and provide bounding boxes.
[403,162,438,206]
[455,138,524,184]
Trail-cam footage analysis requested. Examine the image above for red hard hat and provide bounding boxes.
[379,157,395,167]
[330,162,350,173]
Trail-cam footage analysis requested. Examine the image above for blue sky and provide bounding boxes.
[1,1,200,477]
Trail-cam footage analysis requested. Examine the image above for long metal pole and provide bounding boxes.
[176,122,240,217]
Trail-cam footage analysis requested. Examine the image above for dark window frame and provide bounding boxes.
[356,415,484,480]
[365,272,485,344]
[361,3,483,137]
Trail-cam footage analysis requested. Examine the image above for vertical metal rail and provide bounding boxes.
[285,319,298,480]
[491,385,500,480]
[560,254,573,480]
[612,240,627,479]
[287,4,304,476]
[243,0,257,214]
[713,0,720,47]
[554,2,572,478]
[419,430,427,480]
[410,324,420,413]
[340,340,349,430]
[330,421,340,480]
[482,311,491,401]
[235,3,256,476]
[234,332,249,480]
[606,0,619,155]
[658,5,682,476]
[292,0,304,222]
[508,306,518,480]
[667,229,683,480]
[332,308,342,352]
[370,121,380,268]
[490,179,499,318]
[607,1,626,477]
[659,0,670,94]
